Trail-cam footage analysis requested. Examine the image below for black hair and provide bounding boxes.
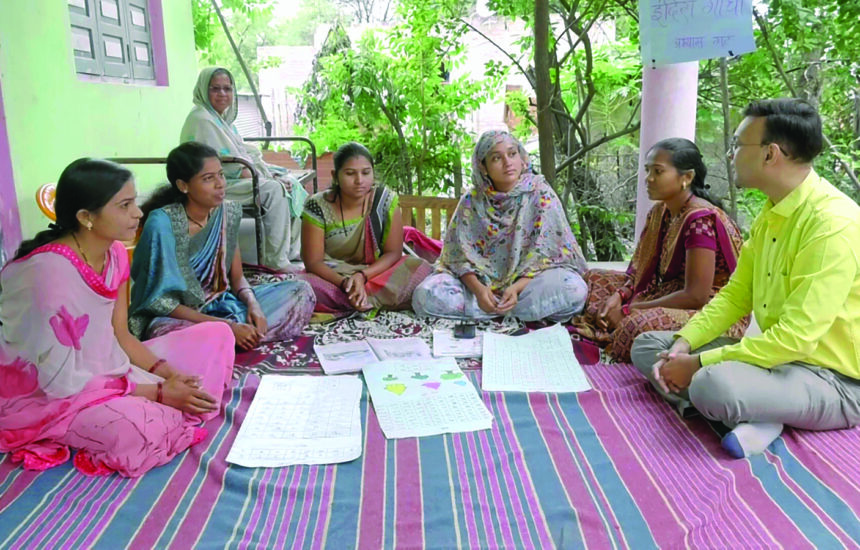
[649,137,722,209]
[743,98,823,163]
[13,158,132,261]
[140,141,220,224]
[325,141,374,203]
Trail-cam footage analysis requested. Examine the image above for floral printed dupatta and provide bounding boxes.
[439,131,586,290]
[625,197,742,297]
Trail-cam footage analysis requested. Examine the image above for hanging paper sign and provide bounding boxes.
[639,0,756,67]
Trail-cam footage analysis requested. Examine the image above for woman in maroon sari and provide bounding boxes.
[572,138,749,362]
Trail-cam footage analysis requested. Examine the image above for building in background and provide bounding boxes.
[0,0,198,255]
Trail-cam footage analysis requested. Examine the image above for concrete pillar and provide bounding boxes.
[0,82,22,262]
[635,61,699,236]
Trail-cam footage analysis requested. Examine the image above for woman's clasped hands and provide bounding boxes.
[343,271,372,311]
[162,373,217,415]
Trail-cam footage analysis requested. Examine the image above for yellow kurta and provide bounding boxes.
[677,170,860,379]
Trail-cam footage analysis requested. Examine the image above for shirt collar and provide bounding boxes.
[768,169,819,218]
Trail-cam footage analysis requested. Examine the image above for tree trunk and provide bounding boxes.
[720,57,737,219]
[210,0,271,136]
[533,0,555,183]
[853,91,860,165]
[378,98,413,194]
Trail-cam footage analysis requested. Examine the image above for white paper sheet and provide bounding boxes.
[432,329,484,358]
[363,358,493,439]
[481,324,592,393]
[315,337,432,374]
[367,337,432,361]
[226,375,363,467]
[314,340,379,374]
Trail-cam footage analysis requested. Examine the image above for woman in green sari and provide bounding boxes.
[300,142,432,314]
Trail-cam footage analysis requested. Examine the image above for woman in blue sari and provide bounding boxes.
[129,142,316,350]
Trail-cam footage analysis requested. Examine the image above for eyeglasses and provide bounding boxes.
[729,136,766,150]
[727,137,789,158]
[208,86,233,94]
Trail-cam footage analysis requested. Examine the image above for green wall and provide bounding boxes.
[0,1,198,239]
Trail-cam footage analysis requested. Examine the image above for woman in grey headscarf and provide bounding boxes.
[413,130,588,321]
[180,67,307,270]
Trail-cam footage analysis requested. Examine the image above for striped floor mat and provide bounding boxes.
[1,319,859,548]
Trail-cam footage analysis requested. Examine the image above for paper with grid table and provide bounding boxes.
[481,324,592,393]
[226,374,363,467]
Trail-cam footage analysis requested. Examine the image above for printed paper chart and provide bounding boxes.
[226,375,363,467]
[363,358,493,439]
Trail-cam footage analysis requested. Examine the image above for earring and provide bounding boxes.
[86,221,93,230]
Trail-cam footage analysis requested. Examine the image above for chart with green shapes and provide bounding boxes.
[363,357,494,439]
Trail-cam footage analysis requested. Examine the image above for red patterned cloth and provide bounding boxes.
[571,198,749,362]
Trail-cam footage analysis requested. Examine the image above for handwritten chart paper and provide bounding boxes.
[639,0,755,66]
[432,329,484,358]
[227,375,362,467]
[482,324,592,393]
[314,340,379,374]
[364,358,493,439]
[367,337,432,361]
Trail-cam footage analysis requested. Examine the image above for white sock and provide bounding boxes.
[721,422,784,458]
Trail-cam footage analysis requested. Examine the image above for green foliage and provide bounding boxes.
[698,0,860,204]
[282,1,342,45]
[190,0,859,259]
[191,0,294,90]
[575,203,635,260]
[735,188,768,238]
[563,36,641,142]
[496,0,642,260]
[504,90,534,141]
[296,0,504,195]
[494,0,860,258]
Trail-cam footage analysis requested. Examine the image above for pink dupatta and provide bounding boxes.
[0,241,140,464]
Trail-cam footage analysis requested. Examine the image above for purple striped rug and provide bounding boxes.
[2,320,859,548]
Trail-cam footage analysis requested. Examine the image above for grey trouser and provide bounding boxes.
[412,268,587,322]
[630,331,860,430]
[226,177,300,270]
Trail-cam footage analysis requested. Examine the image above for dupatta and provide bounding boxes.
[179,67,308,216]
[0,241,138,455]
[179,67,272,180]
[302,186,397,275]
[129,202,241,338]
[626,197,743,296]
[439,131,586,290]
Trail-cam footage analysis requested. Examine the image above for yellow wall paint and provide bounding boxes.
[0,1,198,238]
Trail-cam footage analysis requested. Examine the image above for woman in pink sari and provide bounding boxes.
[0,158,235,477]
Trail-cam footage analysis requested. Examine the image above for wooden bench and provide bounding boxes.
[399,195,459,240]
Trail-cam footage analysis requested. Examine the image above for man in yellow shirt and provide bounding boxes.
[631,98,860,458]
